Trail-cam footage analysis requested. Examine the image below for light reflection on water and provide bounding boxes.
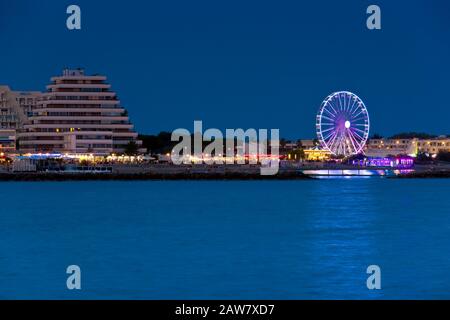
[300,179,382,298]
[0,179,449,299]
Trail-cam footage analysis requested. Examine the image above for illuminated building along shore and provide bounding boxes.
[0,86,41,155]
[365,137,450,157]
[0,86,41,130]
[17,69,143,155]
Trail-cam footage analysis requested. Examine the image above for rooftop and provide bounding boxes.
[62,68,85,77]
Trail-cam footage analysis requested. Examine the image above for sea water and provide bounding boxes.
[0,178,449,299]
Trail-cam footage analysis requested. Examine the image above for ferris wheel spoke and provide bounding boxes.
[324,128,337,140]
[347,132,361,153]
[347,130,361,153]
[346,140,354,155]
[324,135,336,149]
[339,137,346,154]
[327,131,339,151]
[341,94,347,111]
[321,127,335,134]
[336,138,343,154]
[351,132,364,152]
[336,134,346,154]
[337,94,343,110]
[350,128,365,142]
[323,129,337,142]
[325,101,338,115]
[320,115,335,122]
[330,136,339,154]
[350,132,363,143]
[352,110,364,119]
[348,98,358,115]
[352,127,368,135]
[345,93,351,112]
[330,98,340,113]
[344,135,351,153]
[352,117,366,124]
[323,107,337,118]
[351,104,362,116]
[351,112,367,121]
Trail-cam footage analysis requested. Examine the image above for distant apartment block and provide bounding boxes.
[17,91,41,118]
[0,86,41,153]
[0,129,16,154]
[366,137,450,157]
[417,137,450,155]
[0,86,41,130]
[365,138,418,157]
[18,69,143,155]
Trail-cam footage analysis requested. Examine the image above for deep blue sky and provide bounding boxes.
[1,0,449,138]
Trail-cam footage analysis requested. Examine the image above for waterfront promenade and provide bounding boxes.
[0,162,449,180]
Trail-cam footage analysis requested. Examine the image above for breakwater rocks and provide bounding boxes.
[0,171,311,181]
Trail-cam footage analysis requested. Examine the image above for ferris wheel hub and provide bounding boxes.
[345,120,351,129]
[316,91,370,157]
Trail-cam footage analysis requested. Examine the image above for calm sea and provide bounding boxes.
[0,178,449,299]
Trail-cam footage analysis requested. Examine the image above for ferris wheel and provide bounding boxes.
[316,91,370,156]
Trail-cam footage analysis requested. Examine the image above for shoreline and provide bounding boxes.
[0,170,449,181]
[0,172,312,181]
[394,170,450,179]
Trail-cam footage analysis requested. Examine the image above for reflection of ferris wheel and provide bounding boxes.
[316,91,370,156]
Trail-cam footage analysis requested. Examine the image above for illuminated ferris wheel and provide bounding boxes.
[316,91,370,156]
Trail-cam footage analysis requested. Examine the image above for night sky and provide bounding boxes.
[1,0,449,138]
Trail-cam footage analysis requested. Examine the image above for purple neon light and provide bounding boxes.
[352,156,414,169]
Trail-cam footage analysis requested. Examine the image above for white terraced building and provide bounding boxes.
[19,69,143,155]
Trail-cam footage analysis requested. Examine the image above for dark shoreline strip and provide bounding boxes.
[394,170,450,179]
[0,170,449,181]
[0,172,312,181]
